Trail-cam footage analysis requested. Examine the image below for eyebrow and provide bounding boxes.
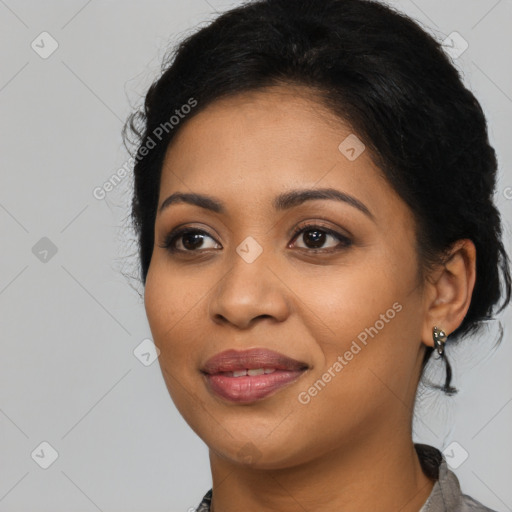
[158,187,374,221]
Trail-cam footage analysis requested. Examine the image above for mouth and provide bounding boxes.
[202,348,309,374]
[216,368,280,377]
[201,348,309,403]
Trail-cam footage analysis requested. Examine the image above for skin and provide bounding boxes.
[144,85,476,512]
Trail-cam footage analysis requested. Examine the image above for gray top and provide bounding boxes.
[194,444,496,512]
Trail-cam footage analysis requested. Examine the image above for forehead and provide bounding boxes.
[158,85,404,222]
[166,85,349,153]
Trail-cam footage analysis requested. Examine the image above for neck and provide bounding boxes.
[208,432,435,512]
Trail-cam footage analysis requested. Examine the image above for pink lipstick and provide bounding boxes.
[202,348,308,403]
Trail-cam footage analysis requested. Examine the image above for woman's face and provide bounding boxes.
[144,86,430,468]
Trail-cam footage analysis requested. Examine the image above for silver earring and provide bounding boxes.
[432,326,447,356]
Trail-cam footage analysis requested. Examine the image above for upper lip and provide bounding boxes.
[202,348,309,375]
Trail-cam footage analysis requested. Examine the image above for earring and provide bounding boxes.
[432,326,447,356]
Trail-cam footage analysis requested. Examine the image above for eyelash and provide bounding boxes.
[159,222,352,255]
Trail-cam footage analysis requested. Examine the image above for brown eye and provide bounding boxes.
[160,228,221,253]
[290,224,352,252]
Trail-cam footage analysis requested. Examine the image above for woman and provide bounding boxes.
[123,0,511,510]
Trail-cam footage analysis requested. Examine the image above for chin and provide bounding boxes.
[207,435,314,470]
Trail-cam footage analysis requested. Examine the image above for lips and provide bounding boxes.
[202,348,308,375]
[201,348,309,403]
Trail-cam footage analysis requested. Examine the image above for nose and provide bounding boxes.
[208,256,291,330]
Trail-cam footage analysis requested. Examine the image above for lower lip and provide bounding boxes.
[204,370,306,403]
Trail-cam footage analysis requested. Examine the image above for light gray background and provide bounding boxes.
[0,1,511,511]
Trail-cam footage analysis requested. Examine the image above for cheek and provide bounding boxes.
[144,263,206,415]
[291,257,403,336]
[144,264,174,342]
[144,262,189,374]
[145,256,203,339]
[291,245,422,388]
[144,256,214,381]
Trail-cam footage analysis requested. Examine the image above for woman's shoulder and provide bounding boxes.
[416,443,498,512]
[194,488,212,512]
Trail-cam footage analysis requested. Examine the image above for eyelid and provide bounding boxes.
[158,225,221,252]
[289,218,352,239]
[159,219,353,254]
[289,221,352,249]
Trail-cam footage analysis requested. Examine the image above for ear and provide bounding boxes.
[421,239,477,348]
